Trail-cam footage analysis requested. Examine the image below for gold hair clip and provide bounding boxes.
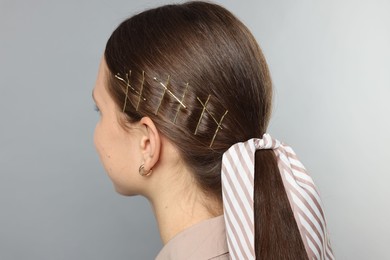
[194,95,211,135]
[136,71,145,111]
[195,94,229,147]
[173,83,189,123]
[115,71,228,147]
[210,109,228,147]
[153,76,187,115]
[115,71,146,112]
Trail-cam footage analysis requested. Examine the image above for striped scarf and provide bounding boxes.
[221,133,334,259]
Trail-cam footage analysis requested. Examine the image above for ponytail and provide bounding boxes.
[254,149,308,259]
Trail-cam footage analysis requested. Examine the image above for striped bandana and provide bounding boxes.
[221,133,334,259]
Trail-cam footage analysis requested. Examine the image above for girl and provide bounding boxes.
[92,1,334,259]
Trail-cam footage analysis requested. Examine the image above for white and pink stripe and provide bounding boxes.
[221,133,334,259]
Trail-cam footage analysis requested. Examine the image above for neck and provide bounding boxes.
[147,178,222,244]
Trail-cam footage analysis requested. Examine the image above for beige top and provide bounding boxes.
[155,215,229,260]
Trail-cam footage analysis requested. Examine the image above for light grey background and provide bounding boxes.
[1,0,389,259]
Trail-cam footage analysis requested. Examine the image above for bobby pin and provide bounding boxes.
[194,95,211,135]
[209,109,228,147]
[115,71,146,112]
[173,83,189,123]
[195,94,229,147]
[136,71,145,111]
[153,76,187,115]
[196,95,226,131]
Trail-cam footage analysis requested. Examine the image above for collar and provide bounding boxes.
[156,215,228,260]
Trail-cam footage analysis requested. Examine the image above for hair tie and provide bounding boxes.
[221,133,334,259]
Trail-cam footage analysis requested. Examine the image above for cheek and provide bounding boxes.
[92,118,141,195]
[93,123,103,156]
[93,121,126,177]
[93,123,112,166]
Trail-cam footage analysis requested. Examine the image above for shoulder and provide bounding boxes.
[156,215,229,260]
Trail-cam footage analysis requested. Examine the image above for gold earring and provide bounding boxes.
[139,164,152,177]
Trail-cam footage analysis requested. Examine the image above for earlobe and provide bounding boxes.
[139,117,161,173]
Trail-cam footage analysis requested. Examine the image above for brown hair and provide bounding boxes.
[104,1,307,258]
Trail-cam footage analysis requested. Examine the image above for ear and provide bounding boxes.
[139,117,161,172]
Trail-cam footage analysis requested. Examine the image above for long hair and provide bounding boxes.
[104,1,308,258]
